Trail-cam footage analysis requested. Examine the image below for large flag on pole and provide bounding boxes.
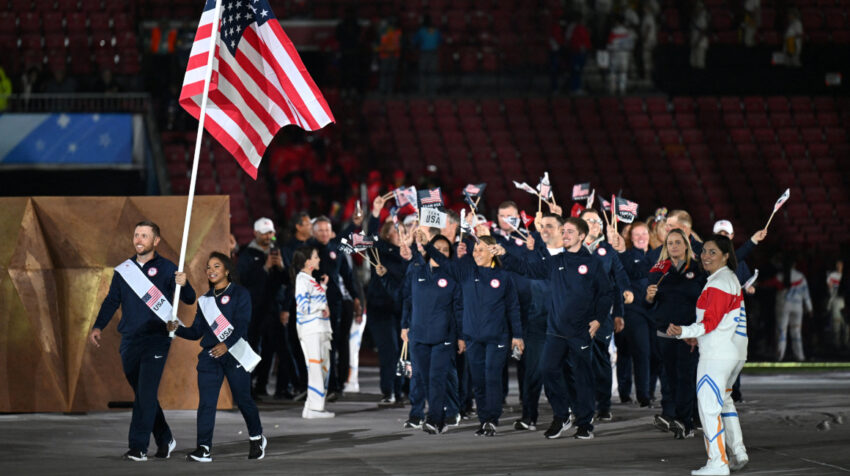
[180,0,335,178]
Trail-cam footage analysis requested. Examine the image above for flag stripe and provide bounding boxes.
[179,1,334,178]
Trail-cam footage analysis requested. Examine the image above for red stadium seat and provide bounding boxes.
[66,12,87,34]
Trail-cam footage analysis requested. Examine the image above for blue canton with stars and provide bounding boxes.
[206,0,276,55]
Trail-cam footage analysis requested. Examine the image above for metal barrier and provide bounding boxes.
[4,93,152,113]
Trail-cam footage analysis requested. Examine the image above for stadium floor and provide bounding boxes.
[1,369,848,475]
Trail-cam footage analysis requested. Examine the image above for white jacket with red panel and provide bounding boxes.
[678,267,748,361]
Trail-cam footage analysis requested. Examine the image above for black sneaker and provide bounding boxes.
[597,410,613,422]
[654,414,672,432]
[187,445,212,463]
[514,418,537,431]
[404,417,423,429]
[378,394,396,406]
[671,420,694,440]
[447,413,462,426]
[154,438,176,459]
[422,419,442,434]
[619,396,633,404]
[638,398,652,408]
[326,391,340,403]
[474,423,487,436]
[483,422,497,437]
[248,435,266,460]
[574,426,594,439]
[543,419,571,439]
[123,449,147,462]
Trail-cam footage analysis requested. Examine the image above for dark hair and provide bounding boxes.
[704,234,738,272]
[564,216,589,238]
[290,245,318,283]
[478,235,502,267]
[135,220,160,237]
[292,212,311,230]
[543,212,565,225]
[498,200,518,211]
[207,251,236,289]
[426,234,454,262]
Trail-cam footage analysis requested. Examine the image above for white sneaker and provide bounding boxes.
[302,408,335,419]
[343,382,360,394]
[691,464,730,475]
[730,453,749,471]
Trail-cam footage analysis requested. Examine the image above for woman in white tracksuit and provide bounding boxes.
[292,246,335,419]
[667,235,748,476]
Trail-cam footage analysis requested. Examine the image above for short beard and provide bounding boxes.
[136,245,154,257]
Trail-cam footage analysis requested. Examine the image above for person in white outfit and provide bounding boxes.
[292,246,335,419]
[607,15,636,94]
[774,263,812,361]
[741,0,761,47]
[667,235,749,475]
[827,260,847,349]
[690,1,710,69]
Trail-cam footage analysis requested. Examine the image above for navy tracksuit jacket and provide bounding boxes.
[176,284,262,448]
[93,253,196,453]
[401,258,463,424]
[426,241,521,424]
[501,247,612,430]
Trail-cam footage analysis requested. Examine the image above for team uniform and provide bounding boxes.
[93,252,196,459]
[401,256,463,431]
[677,267,749,474]
[174,284,266,461]
[647,258,706,437]
[295,271,334,417]
[584,237,630,418]
[501,247,613,438]
[427,241,522,434]
[827,270,847,348]
[616,246,657,405]
[774,268,812,361]
[494,230,543,427]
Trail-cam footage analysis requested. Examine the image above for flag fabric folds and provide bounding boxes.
[179,0,335,179]
[572,182,591,201]
[614,197,639,223]
[773,188,791,212]
[418,188,443,209]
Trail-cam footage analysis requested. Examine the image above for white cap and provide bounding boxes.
[713,220,733,235]
[402,214,418,226]
[254,217,275,234]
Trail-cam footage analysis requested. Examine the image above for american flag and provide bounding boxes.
[393,186,418,208]
[351,233,375,248]
[419,188,443,207]
[179,0,334,179]
[572,182,591,201]
[773,188,790,212]
[615,196,639,219]
[537,172,552,199]
[142,285,163,308]
[210,314,231,337]
[463,183,486,197]
[600,196,611,212]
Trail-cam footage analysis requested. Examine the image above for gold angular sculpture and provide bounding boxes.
[0,196,234,412]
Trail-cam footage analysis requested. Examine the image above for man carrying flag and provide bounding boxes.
[88,221,196,461]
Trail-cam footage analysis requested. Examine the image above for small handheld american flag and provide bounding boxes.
[614,197,639,223]
[418,188,443,208]
[572,182,591,201]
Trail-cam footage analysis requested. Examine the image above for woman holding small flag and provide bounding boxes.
[167,252,266,462]
[420,232,523,436]
[365,194,408,405]
[645,229,706,439]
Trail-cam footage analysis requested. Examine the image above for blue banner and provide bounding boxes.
[0,113,134,166]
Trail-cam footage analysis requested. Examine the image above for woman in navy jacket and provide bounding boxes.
[401,234,463,434]
[645,229,707,439]
[422,234,523,437]
[167,252,265,462]
[366,212,408,404]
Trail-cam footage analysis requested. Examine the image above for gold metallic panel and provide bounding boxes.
[0,196,233,412]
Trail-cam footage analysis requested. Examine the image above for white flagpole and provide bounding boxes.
[169,0,224,338]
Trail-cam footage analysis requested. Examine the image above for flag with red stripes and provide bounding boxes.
[418,188,443,208]
[179,0,335,179]
[614,196,639,223]
[210,313,231,338]
[142,285,163,308]
[572,182,591,201]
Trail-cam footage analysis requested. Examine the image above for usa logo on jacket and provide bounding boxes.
[578,264,588,275]
[438,278,448,288]
[221,295,230,305]
[597,247,607,256]
[147,267,158,277]
[490,279,501,288]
